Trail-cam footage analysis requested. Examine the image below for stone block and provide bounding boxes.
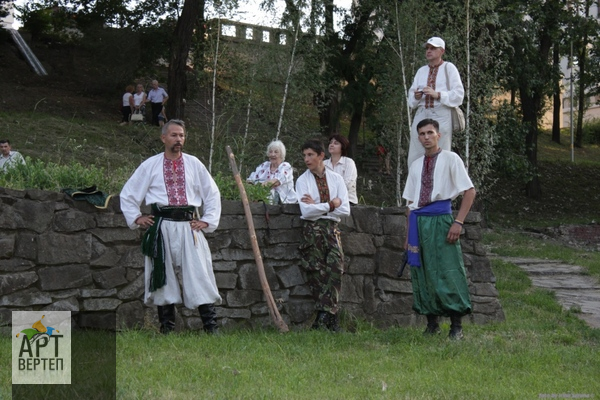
[238,263,279,290]
[382,214,406,236]
[217,307,252,319]
[118,248,145,268]
[342,233,376,255]
[50,289,80,299]
[0,288,52,306]
[93,267,128,289]
[219,248,255,261]
[290,285,311,296]
[116,301,144,329]
[0,271,38,296]
[14,232,37,261]
[12,200,55,233]
[470,282,499,297]
[95,213,129,228]
[26,189,64,202]
[284,299,314,323]
[276,264,305,288]
[77,312,116,330]
[91,228,140,244]
[38,265,93,291]
[43,297,79,312]
[346,256,375,275]
[37,233,92,265]
[82,298,122,311]
[377,248,405,278]
[341,274,365,304]
[213,261,237,272]
[219,215,249,230]
[264,229,301,245]
[80,288,118,298]
[382,235,404,250]
[465,225,483,241]
[117,274,145,300]
[215,272,237,289]
[0,233,15,259]
[91,245,122,267]
[53,209,96,232]
[377,277,413,293]
[226,290,262,307]
[262,244,300,261]
[350,206,383,234]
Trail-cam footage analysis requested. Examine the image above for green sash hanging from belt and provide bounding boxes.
[141,204,195,292]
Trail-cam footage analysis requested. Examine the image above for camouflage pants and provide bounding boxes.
[299,219,344,314]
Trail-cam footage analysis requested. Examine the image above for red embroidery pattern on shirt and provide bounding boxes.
[163,156,188,206]
[313,173,330,203]
[418,151,440,208]
[425,60,444,109]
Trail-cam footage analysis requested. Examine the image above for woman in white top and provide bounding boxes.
[120,85,134,126]
[247,140,298,204]
[133,84,147,115]
[324,134,358,205]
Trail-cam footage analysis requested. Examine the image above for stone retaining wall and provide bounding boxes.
[0,187,504,331]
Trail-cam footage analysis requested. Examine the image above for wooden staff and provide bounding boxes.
[225,146,289,333]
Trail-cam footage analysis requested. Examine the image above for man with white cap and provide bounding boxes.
[407,37,464,167]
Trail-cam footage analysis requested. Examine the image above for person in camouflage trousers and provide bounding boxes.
[296,139,350,332]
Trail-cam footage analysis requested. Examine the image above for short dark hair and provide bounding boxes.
[301,139,326,156]
[162,119,185,135]
[416,118,440,132]
[0,139,10,145]
[328,134,349,157]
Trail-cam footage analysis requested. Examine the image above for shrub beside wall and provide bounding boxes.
[0,187,504,331]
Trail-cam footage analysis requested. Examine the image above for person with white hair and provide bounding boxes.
[247,140,298,204]
[407,36,464,166]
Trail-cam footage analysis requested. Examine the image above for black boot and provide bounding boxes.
[449,314,464,340]
[326,312,343,333]
[157,304,176,334]
[311,311,328,330]
[198,304,219,334]
[423,315,441,335]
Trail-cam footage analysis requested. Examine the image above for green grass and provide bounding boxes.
[1,256,599,399]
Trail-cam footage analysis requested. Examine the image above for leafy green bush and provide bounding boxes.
[491,102,533,182]
[0,159,271,203]
[0,157,130,194]
[582,118,600,144]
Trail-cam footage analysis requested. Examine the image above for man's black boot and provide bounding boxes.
[423,315,441,335]
[311,311,328,330]
[326,312,343,333]
[157,304,176,334]
[449,314,464,340]
[198,304,219,335]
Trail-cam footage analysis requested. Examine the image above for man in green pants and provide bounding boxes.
[403,118,476,339]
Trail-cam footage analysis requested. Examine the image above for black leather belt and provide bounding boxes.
[152,205,195,221]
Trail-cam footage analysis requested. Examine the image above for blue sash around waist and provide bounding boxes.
[407,199,452,267]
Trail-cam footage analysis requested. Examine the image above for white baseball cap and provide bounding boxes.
[425,37,445,49]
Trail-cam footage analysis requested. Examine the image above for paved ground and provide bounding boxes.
[496,257,600,329]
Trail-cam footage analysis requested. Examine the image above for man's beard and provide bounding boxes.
[170,144,183,153]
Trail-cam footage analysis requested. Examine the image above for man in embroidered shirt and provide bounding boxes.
[120,120,221,334]
[147,80,169,127]
[403,118,476,340]
[296,139,350,332]
[407,36,464,166]
[0,139,26,171]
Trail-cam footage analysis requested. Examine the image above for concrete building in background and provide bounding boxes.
[1,0,15,29]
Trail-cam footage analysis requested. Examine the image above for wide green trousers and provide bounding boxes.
[410,214,472,317]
